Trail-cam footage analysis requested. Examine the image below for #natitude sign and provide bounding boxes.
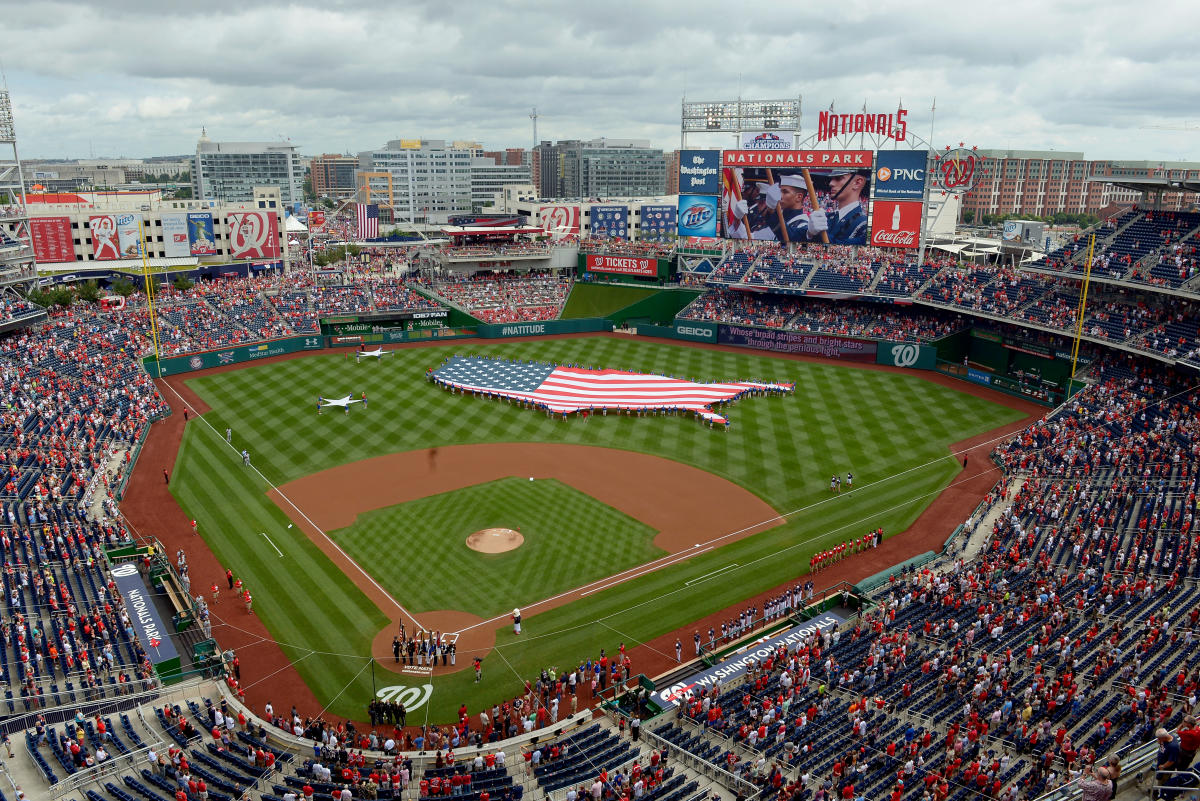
[720,150,873,246]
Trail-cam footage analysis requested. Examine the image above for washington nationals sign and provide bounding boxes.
[227,211,281,259]
[934,146,983,194]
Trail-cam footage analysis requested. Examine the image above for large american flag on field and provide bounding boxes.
[356,203,379,239]
[431,356,793,425]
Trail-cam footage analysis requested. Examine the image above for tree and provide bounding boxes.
[110,277,136,297]
[26,288,50,308]
[47,287,75,308]
[303,177,315,201]
[322,198,335,209]
[173,275,194,291]
[76,280,101,303]
[961,210,975,224]
[172,187,192,199]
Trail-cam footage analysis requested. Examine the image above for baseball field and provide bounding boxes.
[167,334,1025,722]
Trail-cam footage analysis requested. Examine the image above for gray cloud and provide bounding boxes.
[4,0,1199,161]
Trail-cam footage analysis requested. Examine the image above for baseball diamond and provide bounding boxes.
[159,334,1028,721]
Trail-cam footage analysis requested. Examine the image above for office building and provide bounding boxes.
[535,139,667,199]
[192,133,302,205]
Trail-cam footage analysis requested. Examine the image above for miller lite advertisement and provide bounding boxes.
[720,150,873,246]
[677,196,718,238]
[869,200,922,249]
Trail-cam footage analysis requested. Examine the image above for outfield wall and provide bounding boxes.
[639,320,938,371]
[145,335,325,376]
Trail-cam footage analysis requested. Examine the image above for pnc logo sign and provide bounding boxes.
[877,166,924,183]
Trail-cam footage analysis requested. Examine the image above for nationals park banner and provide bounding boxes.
[582,254,665,278]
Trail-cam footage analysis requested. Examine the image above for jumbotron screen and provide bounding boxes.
[719,150,873,246]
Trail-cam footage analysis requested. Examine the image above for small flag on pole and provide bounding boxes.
[356,203,379,239]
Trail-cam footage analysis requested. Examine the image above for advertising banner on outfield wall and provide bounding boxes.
[674,320,717,341]
[148,335,324,376]
[719,325,877,362]
[584,254,658,277]
[187,213,217,256]
[869,200,922,249]
[877,341,937,370]
[590,206,629,239]
[161,214,191,258]
[109,562,180,665]
[227,211,281,259]
[679,150,721,195]
[872,150,928,201]
[88,215,123,260]
[28,217,74,263]
[677,196,719,238]
[655,612,844,708]
[639,204,676,241]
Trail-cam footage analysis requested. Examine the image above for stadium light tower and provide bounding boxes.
[0,88,38,290]
[680,97,801,148]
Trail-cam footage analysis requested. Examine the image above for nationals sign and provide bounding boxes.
[585,254,656,277]
[88,215,123,260]
[934,147,983,193]
[869,200,923,249]
[539,205,580,237]
[227,211,280,259]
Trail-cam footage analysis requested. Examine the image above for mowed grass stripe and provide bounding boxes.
[172,424,387,701]
[173,336,1026,720]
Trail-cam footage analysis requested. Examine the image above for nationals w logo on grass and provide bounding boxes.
[431,356,793,426]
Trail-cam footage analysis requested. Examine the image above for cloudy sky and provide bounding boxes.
[3,0,1199,161]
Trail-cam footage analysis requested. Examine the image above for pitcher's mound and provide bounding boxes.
[466,528,524,553]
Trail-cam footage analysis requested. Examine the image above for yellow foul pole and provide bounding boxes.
[139,220,164,378]
[1069,234,1095,390]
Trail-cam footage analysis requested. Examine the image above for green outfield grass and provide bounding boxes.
[169,335,1026,722]
[330,477,662,617]
[560,284,658,319]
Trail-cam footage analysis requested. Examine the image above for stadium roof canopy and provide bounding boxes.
[1088,175,1200,194]
[440,225,543,237]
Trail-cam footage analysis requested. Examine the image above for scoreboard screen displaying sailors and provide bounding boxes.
[719,150,875,246]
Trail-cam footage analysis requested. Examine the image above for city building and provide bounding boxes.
[309,154,358,199]
[357,139,531,224]
[665,150,680,195]
[961,150,1200,218]
[192,133,302,205]
[534,139,667,199]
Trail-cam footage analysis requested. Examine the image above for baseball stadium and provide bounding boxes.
[0,95,1198,801]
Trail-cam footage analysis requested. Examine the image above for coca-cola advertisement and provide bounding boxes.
[719,150,874,246]
[869,200,923,250]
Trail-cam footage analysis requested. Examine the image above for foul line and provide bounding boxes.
[156,378,425,631]
[260,532,283,558]
[685,562,739,586]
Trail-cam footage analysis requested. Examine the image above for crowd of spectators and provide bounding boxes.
[579,238,674,258]
[418,273,571,324]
